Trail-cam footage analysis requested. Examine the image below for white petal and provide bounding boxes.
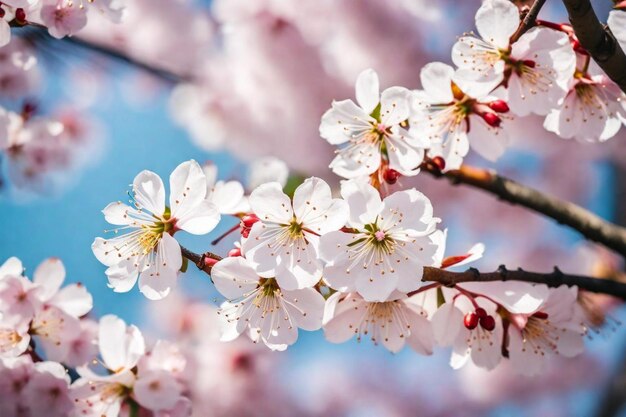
[174,200,220,235]
[430,302,463,346]
[210,180,247,215]
[211,257,260,300]
[138,265,178,301]
[340,179,383,228]
[169,160,208,220]
[249,182,293,224]
[98,315,145,372]
[405,307,434,355]
[380,87,410,126]
[50,283,93,318]
[420,62,455,103]
[459,281,549,314]
[281,287,325,331]
[105,260,139,293]
[475,0,519,49]
[609,10,626,53]
[319,100,373,146]
[323,293,367,343]
[467,115,509,161]
[293,177,348,234]
[380,188,436,234]
[102,202,143,226]
[0,257,22,280]
[157,233,183,272]
[133,170,165,215]
[355,68,380,114]
[33,258,65,302]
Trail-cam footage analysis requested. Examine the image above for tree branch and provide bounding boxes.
[421,162,626,258]
[421,265,626,299]
[510,0,548,42]
[180,246,626,299]
[562,0,626,93]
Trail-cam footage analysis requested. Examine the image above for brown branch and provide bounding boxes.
[562,0,626,93]
[510,0,548,42]
[422,162,626,258]
[421,265,626,299]
[180,246,626,299]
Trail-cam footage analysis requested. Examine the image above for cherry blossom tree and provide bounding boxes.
[1,0,626,416]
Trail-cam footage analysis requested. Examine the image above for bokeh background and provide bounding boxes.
[2,0,626,416]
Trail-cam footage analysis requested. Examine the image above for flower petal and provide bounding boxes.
[169,160,208,220]
[475,0,519,49]
[355,68,380,114]
[211,257,260,300]
[133,170,165,215]
[33,258,65,302]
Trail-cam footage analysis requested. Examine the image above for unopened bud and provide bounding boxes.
[383,168,400,185]
[432,156,446,171]
[464,312,479,330]
[15,8,26,24]
[474,307,487,318]
[228,248,242,257]
[479,315,496,331]
[481,112,502,128]
[487,100,509,114]
[0,7,5,18]
[241,214,259,228]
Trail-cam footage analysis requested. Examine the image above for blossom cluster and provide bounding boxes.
[319,0,626,181]
[0,0,124,45]
[89,157,589,375]
[0,256,193,417]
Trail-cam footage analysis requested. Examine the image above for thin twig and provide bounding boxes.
[562,0,626,93]
[421,162,626,258]
[510,0,548,42]
[180,246,626,299]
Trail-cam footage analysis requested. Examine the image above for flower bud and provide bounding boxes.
[241,214,259,228]
[0,7,5,18]
[479,315,496,331]
[481,112,502,128]
[464,312,479,330]
[487,100,509,114]
[432,156,446,171]
[228,248,242,257]
[15,8,26,24]
[532,311,549,320]
[474,307,487,318]
[383,168,400,185]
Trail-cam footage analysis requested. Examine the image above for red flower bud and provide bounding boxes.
[479,315,496,331]
[487,100,509,114]
[481,112,502,128]
[0,7,5,18]
[228,248,242,257]
[431,156,446,171]
[15,8,26,23]
[241,214,259,228]
[241,228,251,238]
[532,311,549,320]
[464,312,479,330]
[474,307,487,318]
[383,168,400,185]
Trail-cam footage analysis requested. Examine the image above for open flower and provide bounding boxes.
[544,60,626,142]
[319,180,440,301]
[242,177,348,290]
[212,256,325,351]
[322,291,434,354]
[320,68,429,179]
[92,160,220,300]
[71,315,145,417]
[506,285,586,376]
[410,62,512,168]
[452,0,575,116]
